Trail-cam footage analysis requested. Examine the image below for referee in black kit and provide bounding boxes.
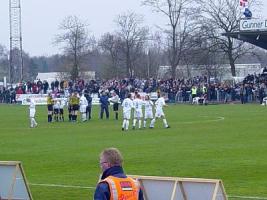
[109,91,120,120]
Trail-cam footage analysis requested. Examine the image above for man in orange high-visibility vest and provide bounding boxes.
[94,148,144,200]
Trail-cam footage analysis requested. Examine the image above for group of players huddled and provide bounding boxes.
[121,91,170,131]
[45,90,170,131]
[46,91,92,123]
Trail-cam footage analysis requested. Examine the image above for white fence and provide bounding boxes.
[16,92,161,105]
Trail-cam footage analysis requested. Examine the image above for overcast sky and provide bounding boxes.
[0,0,266,56]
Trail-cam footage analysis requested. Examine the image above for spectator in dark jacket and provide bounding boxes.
[84,90,92,120]
[94,148,144,200]
[99,92,109,119]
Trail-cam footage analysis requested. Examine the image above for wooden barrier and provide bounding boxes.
[0,161,33,200]
[129,175,227,200]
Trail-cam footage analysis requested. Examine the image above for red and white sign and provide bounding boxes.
[240,0,248,7]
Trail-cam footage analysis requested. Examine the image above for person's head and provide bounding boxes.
[99,147,123,172]
[145,95,150,101]
[112,91,117,96]
[127,93,132,99]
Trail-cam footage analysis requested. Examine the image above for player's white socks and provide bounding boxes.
[138,120,142,129]
[143,120,146,128]
[31,118,37,128]
[163,119,168,127]
[126,120,129,130]
[82,113,87,122]
[133,119,137,127]
[150,119,156,127]
[30,118,33,127]
[122,120,126,129]
[34,119,37,126]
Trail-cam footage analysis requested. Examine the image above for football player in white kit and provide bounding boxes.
[28,98,37,128]
[121,93,133,131]
[59,99,66,121]
[53,100,60,122]
[79,93,88,122]
[143,95,154,128]
[150,92,170,129]
[132,93,144,129]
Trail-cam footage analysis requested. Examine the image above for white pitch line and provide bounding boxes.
[29,183,95,190]
[228,195,267,200]
[0,126,71,130]
[177,116,225,124]
[30,183,267,200]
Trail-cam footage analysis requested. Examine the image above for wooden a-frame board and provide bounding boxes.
[129,175,228,200]
[0,161,33,200]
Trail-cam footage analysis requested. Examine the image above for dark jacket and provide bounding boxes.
[99,95,109,108]
[94,166,144,200]
[85,93,92,106]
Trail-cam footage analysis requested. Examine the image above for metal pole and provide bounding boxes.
[9,0,12,83]
[147,50,150,78]
[9,0,24,83]
[19,0,23,82]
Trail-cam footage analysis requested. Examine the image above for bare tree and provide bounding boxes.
[20,52,38,81]
[0,44,9,79]
[143,0,197,79]
[0,45,6,58]
[115,11,149,77]
[99,33,122,78]
[54,15,91,81]
[145,32,165,78]
[198,0,261,76]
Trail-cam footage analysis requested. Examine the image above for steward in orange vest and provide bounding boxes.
[94,148,144,200]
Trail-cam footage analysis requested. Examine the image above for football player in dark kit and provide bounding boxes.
[47,93,54,122]
[68,93,74,122]
[72,92,80,122]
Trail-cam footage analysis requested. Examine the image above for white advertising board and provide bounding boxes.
[16,94,48,105]
[240,19,267,31]
[129,175,227,200]
[16,92,165,106]
[0,161,33,200]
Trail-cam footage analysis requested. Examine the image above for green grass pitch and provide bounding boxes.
[0,104,267,199]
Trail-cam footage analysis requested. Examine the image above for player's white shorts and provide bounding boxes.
[29,110,36,118]
[144,111,153,119]
[192,97,200,104]
[80,105,87,113]
[123,111,131,120]
[134,109,143,118]
[155,108,165,118]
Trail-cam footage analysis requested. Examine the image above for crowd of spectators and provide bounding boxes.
[1,68,267,104]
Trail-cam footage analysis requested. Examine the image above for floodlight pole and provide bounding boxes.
[9,0,24,83]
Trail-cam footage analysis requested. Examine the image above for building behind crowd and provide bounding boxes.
[36,72,61,86]
[158,63,262,81]
[36,71,96,85]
